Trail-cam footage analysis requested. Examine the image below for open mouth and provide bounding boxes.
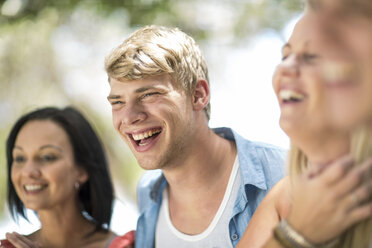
[130,128,162,147]
[279,89,305,104]
[24,184,47,193]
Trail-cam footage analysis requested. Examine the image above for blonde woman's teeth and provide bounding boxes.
[279,90,305,102]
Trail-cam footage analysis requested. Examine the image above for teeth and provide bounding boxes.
[279,90,305,101]
[132,129,161,141]
[24,184,43,191]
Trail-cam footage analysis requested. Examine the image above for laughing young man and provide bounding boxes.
[104,25,285,248]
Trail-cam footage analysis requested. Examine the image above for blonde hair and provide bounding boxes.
[288,126,372,247]
[342,126,372,248]
[104,25,211,120]
[292,1,372,246]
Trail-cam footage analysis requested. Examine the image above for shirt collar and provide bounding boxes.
[214,127,268,191]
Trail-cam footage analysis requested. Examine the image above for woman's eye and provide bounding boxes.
[281,53,290,61]
[13,155,26,164]
[303,53,318,62]
[39,154,58,163]
[112,100,124,105]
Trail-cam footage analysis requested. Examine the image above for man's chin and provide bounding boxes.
[137,158,161,170]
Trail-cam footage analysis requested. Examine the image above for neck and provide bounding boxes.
[162,127,237,234]
[163,126,237,196]
[37,202,96,247]
[295,130,350,170]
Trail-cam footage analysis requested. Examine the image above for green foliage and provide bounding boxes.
[0,0,303,40]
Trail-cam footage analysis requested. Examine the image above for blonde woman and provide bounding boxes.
[237,2,372,248]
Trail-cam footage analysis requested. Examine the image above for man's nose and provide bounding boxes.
[120,102,147,126]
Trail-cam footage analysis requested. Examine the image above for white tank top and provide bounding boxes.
[155,156,240,248]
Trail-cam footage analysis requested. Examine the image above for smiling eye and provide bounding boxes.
[110,100,126,110]
[302,53,319,62]
[281,53,290,61]
[145,92,158,97]
[111,100,124,105]
[13,155,26,164]
[39,154,58,163]
[141,92,160,100]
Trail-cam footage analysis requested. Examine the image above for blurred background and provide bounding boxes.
[0,0,302,237]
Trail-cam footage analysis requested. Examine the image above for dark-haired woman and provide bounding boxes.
[0,106,134,248]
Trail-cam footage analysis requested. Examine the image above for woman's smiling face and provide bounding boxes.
[11,120,87,211]
[273,13,337,140]
[272,10,371,146]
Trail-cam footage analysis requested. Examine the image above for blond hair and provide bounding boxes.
[104,25,211,120]
[288,126,372,247]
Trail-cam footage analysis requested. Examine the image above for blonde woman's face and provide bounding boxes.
[272,13,355,140]
[309,0,372,129]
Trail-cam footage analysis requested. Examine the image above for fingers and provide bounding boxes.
[305,164,326,178]
[343,202,372,228]
[359,157,372,182]
[318,154,354,185]
[5,232,40,248]
[346,180,372,211]
[334,157,372,198]
[6,232,27,248]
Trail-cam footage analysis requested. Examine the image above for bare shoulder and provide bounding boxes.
[260,177,290,208]
[273,177,292,220]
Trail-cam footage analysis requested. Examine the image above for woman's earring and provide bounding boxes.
[75,182,80,190]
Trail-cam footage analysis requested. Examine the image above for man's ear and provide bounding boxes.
[192,79,210,111]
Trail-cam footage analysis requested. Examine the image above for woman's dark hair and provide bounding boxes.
[6,106,114,232]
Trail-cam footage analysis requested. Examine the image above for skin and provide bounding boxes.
[5,120,115,248]
[108,73,237,235]
[108,74,196,171]
[237,12,372,248]
[273,13,351,165]
[312,0,372,129]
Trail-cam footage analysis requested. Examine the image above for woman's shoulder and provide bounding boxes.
[260,177,291,219]
[107,230,135,248]
[265,177,290,201]
[273,177,292,219]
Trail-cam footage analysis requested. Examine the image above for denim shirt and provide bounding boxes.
[135,127,286,248]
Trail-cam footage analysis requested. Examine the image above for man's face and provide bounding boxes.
[108,74,196,170]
